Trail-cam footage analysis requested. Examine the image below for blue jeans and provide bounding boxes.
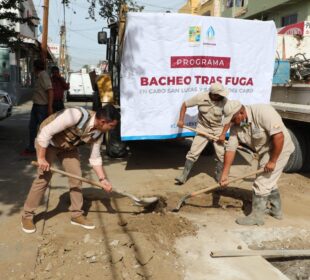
[28,104,48,151]
[53,100,65,112]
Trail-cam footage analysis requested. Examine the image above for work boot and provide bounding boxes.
[175,159,194,185]
[214,160,224,182]
[71,215,95,230]
[21,217,36,233]
[266,189,283,220]
[236,193,267,226]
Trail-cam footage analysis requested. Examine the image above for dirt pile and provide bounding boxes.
[29,201,197,280]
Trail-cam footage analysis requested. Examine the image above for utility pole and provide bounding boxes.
[41,0,49,66]
[59,25,66,73]
[59,2,67,77]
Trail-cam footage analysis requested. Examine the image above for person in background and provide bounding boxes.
[21,59,53,156]
[51,66,70,112]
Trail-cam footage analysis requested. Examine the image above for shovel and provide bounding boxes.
[172,168,264,212]
[31,161,159,207]
[183,125,258,159]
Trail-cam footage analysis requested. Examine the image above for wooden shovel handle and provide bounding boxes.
[183,125,257,157]
[31,161,102,189]
[190,168,265,198]
[183,125,219,142]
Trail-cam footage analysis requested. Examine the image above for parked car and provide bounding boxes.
[66,72,94,102]
[0,90,12,121]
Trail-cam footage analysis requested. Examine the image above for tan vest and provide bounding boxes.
[39,107,102,150]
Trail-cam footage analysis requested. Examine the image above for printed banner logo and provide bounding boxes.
[207,26,215,40]
[171,56,231,69]
[188,26,201,43]
[204,26,216,46]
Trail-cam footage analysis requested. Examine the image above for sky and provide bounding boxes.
[33,0,187,71]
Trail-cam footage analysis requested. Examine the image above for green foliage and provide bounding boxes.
[62,0,143,23]
[0,0,38,50]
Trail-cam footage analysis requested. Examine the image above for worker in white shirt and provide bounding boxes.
[21,104,119,233]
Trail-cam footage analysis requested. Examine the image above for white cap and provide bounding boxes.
[223,100,242,124]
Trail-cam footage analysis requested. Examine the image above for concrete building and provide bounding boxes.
[221,0,310,27]
[179,0,221,16]
[0,0,45,104]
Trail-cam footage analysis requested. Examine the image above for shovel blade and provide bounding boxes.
[171,194,191,212]
[134,197,159,207]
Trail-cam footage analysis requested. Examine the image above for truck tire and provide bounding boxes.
[284,128,306,173]
[301,128,310,172]
[105,122,128,158]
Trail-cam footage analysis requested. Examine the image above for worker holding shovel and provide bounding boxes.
[175,82,231,185]
[21,104,119,233]
[220,101,295,226]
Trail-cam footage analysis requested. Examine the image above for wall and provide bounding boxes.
[270,1,310,27]
[221,0,309,23]
[0,0,39,104]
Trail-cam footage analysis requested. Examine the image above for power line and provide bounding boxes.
[67,28,97,42]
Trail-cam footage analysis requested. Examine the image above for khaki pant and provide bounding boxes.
[23,145,83,219]
[253,151,291,196]
[186,124,224,162]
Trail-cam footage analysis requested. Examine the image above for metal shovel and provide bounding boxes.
[31,161,159,207]
[172,168,264,212]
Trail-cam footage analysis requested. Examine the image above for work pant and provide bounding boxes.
[52,100,65,113]
[23,145,83,219]
[28,104,48,152]
[186,124,224,163]
[253,151,292,196]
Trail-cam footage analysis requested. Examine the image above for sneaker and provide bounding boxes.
[71,216,95,230]
[21,217,36,233]
[20,148,36,156]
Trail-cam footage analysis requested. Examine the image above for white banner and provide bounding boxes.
[120,13,277,140]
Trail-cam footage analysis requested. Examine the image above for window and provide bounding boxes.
[236,0,244,7]
[204,10,211,16]
[226,0,246,8]
[0,48,10,82]
[19,50,34,88]
[226,0,233,8]
[281,14,298,27]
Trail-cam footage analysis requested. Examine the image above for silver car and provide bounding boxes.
[0,90,12,120]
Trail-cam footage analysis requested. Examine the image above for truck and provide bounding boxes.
[97,10,310,173]
[67,70,94,102]
[271,21,310,172]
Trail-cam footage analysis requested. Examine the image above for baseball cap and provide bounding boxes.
[209,82,228,97]
[223,100,242,124]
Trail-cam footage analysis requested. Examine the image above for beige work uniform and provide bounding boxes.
[226,104,295,196]
[185,92,227,162]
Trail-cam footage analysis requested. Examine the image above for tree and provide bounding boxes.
[0,0,38,50]
[62,0,143,23]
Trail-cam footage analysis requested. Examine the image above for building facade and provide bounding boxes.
[0,0,40,105]
[179,0,221,16]
[221,0,310,27]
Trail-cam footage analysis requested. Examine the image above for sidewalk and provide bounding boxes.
[0,103,47,279]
